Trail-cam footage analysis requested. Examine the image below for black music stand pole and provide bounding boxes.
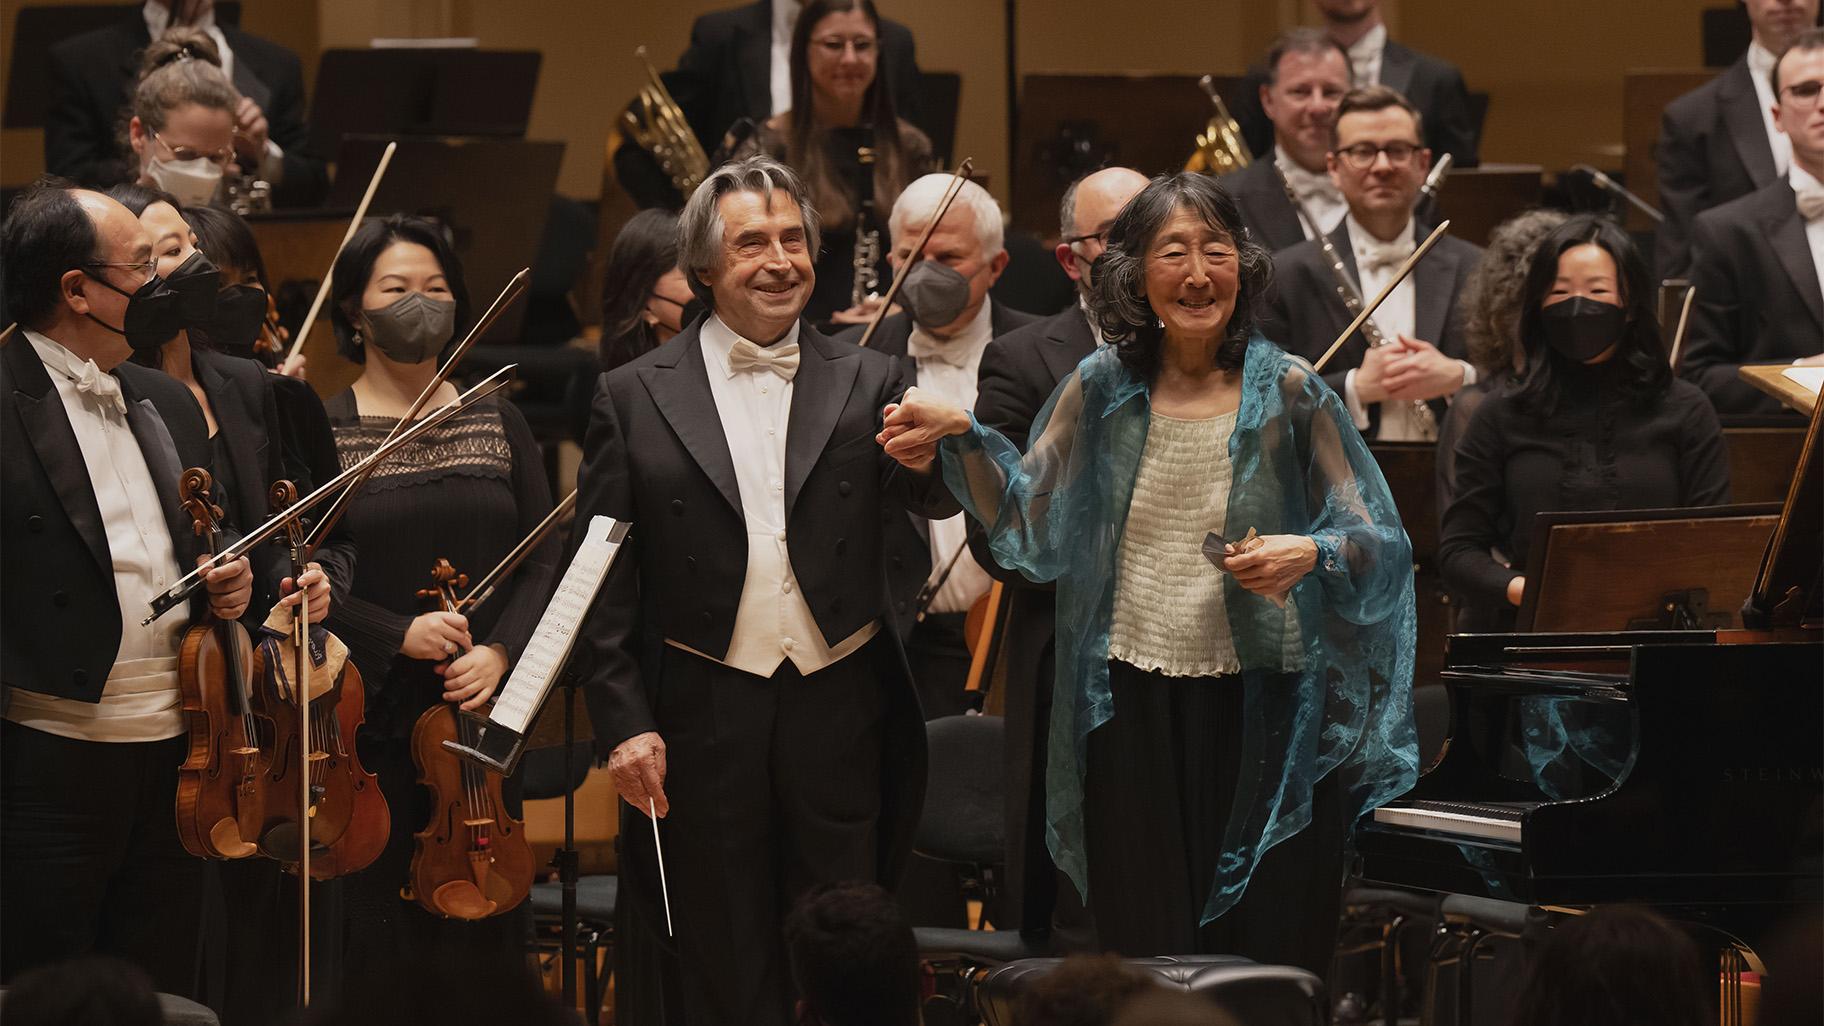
[553,655,587,1009]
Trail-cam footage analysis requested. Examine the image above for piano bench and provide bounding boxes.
[975,955,1327,1026]
[1426,896,1540,1026]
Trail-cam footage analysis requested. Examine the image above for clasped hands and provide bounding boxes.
[402,610,508,710]
[1355,335,1464,404]
[876,385,973,471]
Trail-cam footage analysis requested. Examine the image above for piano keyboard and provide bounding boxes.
[1371,800,1540,843]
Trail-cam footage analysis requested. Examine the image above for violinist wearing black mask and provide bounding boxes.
[1438,214,1732,631]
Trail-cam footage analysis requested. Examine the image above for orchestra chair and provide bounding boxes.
[976,956,1328,1026]
[0,988,220,1025]
[912,714,1056,1024]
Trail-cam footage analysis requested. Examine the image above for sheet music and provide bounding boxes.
[1782,366,1824,395]
[488,515,627,734]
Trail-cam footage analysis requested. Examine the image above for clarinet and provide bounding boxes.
[1270,162,1436,437]
[851,128,882,308]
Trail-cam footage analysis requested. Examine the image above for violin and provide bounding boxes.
[254,289,289,367]
[406,557,534,920]
[174,467,270,859]
[253,479,389,881]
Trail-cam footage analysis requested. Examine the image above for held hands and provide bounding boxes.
[278,562,331,622]
[439,643,508,710]
[403,611,473,661]
[877,385,972,472]
[609,731,670,818]
[232,97,271,165]
[1223,535,1318,602]
[200,553,254,621]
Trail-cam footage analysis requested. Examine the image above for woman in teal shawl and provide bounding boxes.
[878,173,1418,970]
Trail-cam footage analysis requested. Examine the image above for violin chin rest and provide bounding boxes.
[209,818,258,859]
[432,880,498,920]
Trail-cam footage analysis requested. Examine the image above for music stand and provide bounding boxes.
[308,48,541,157]
[1515,504,1783,633]
[1432,165,1543,247]
[1745,396,1823,629]
[4,3,242,129]
[327,136,564,343]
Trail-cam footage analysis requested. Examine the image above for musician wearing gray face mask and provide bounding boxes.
[1259,85,1482,443]
[832,173,1034,719]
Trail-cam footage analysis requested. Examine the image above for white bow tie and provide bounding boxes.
[727,337,800,380]
[73,360,127,415]
[1795,181,1824,223]
[907,333,971,367]
[1358,237,1415,275]
[1280,162,1334,205]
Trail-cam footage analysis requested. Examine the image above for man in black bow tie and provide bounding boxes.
[1261,85,1482,442]
[574,154,956,1026]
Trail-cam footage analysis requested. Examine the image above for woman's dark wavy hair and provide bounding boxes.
[1512,213,1668,415]
[1088,172,1271,380]
[328,214,472,365]
[599,208,680,371]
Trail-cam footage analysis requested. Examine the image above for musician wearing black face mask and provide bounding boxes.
[832,174,1032,719]
[1439,215,1732,632]
[0,179,258,996]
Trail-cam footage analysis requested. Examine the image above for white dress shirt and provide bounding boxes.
[1338,215,1475,442]
[1748,41,1795,180]
[670,315,878,678]
[1788,164,1824,314]
[907,303,996,615]
[5,332,185,741]
[142,1,286,183]
[1346,22,1388,88]
[770,0,802,117]
[1276,144,1347,239]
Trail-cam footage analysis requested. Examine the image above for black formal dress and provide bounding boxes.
[323,391,556,991]
[575,318,955,1026]
[1684,177,1824,415]
[1,333,213,997]
[1260,221,1482,437]
[1230,39,1479,166]
[967,303,1098,935]
[1655,56,1781,281]
[45,15,328,207]
[1438,367,1733,632]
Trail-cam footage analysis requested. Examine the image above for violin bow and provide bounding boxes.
[285,141,398,364]
[457,490,579,615]
[143,368,517,624]
[1312,219,1451,374]
[300,269,530,559]
[854,157,974,349]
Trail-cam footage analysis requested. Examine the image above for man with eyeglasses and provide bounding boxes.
[45,0,328,206]
[0,178,254,994]
[1260,85,1482,443]
[1684,28,1824,415]
[1218,28,1354,252]
[1658,0,1822,280]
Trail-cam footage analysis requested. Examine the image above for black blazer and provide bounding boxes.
[1218,159,1307,254]
[1655,57,1780,281]
[2,334,209,701]
[1260,221,1482,435]
[1232,39,1479,166]
[1684,179,1824,415]
[668,1,922,153]
[45,17,328,207]
[832,302,1038,633]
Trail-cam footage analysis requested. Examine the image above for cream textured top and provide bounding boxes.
[1109,409,1300,677]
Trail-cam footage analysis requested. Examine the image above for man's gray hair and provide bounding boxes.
[677,154,822,310]
[888,173,1004,259]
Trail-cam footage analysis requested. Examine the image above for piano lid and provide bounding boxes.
[1747,395,1823,630]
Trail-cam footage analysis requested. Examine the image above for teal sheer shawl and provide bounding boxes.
[940,337,1419,924]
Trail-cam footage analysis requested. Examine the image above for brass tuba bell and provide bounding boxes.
[623,45,711,198]
[1184,75,1252,175]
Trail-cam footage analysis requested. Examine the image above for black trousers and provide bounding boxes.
[655,639,888,1026]
[906,611,975,720]
[0,720,205,996]
[1083,662,1345,976]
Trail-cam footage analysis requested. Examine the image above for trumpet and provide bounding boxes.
[1184,75,1252,175]
[623,45,710,198]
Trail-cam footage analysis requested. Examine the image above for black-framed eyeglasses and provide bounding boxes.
[1062,229,1108,247]
[82,258,159,280]
[1332,141,1421,171]
[152,129,234,167]
[1780,79,1824,108]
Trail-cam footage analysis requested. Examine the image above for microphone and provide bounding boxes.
[1573,164,1666,224]
[1419,152,1454,203]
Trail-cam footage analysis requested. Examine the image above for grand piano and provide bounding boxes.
[1357,398,1824,999]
